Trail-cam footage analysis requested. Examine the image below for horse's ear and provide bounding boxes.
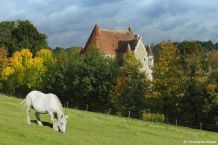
[65,115,69,119]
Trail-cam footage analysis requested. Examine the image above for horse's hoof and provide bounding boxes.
[27,121,31,125]
[37,121,43,126]
[53,127,59,132]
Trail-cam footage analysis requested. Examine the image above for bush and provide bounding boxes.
[142,112,165,123]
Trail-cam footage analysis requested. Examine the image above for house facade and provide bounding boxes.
[81,24,154,81]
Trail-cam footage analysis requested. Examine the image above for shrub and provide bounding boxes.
[142,112,165,123]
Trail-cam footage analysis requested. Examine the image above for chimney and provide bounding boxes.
[146,44,153,56]
[128,26,133,34]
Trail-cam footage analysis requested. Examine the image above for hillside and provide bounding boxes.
[0,94,217,145]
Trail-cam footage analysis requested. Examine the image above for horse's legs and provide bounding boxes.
[48,112,58,132]
[35,112,43,126]
[26,105,31,124]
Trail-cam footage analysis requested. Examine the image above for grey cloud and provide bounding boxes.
[0,0,218,48]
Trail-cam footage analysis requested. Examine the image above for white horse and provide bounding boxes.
[22,90,69,133]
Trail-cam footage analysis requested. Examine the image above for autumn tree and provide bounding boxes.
[111,50,150,118]
[35,48,57,91]
[1,49,46,95]
[0,48,9,90]
[152,41,184,122]
[179,41,218,125]
[0,48,8,72]
[209,49,218,83]
[208,50,218,123]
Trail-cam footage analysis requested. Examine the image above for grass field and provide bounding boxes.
[0,94,217,145]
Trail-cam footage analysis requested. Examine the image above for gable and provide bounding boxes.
[134,38,148,59]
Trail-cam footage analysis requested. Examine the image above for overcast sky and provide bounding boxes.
[0,0,218,48]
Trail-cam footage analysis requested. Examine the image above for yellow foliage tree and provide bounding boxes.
[152,41,184,121]
[2,49,46,94]
[35,49,56,90]
[36,49,55,64]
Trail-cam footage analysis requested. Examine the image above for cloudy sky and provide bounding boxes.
[0,0,218,48]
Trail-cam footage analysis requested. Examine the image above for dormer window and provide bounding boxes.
[148,57,154,66]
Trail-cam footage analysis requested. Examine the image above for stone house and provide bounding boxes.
[81,24,154,80]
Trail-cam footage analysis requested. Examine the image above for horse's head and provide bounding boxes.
[58,114,69,133]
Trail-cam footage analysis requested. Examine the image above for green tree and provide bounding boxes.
[0,21,16,54]
[11,20,48,55]
[65,47,119,111]
[0,20,48,56]
[38,48,68,101]
[180,41,217,124]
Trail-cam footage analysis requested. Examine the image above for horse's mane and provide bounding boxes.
[48,93,64,115]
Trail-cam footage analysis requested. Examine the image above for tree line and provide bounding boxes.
[151,41,218,130]
[0,20,218,131]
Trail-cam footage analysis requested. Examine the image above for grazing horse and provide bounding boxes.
[22,90,69,133]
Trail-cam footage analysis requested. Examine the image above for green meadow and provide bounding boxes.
[0,94,217,145]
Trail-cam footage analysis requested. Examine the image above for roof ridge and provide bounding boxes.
[100,29,130,32]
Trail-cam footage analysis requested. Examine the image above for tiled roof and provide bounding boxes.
[82,24,134,55]
[82,24,153,57]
